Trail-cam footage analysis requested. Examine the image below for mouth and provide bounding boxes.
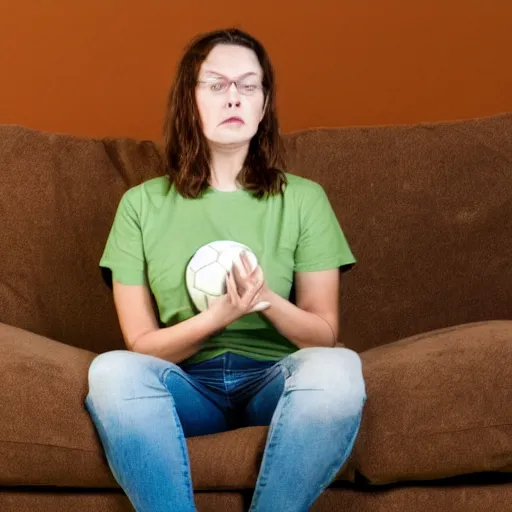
[220,117,244,125]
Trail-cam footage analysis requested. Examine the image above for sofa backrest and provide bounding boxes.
[283,113,512,350]
[0,114,511,354]
[0,126,163,353]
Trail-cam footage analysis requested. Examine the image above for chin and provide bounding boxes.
[211,131,256,146]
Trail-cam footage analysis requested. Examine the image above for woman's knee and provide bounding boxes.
[87,350,177,401]
[88,350,134,392]
[282,347,367,411]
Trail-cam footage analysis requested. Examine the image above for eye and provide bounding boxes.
[210,82,224,92]
[240,84,260,94]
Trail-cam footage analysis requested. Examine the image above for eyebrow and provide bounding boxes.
[201,70,261,80]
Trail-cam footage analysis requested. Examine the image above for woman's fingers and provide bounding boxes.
[231,262,243,290]
[233,259,259,287]
[243,277,264,306]
[249,301,271,313]
[229,253,266,311]
[226,271,239,304]
[241,252,262,281]
[225,272,233,302]
[240,251,252,273]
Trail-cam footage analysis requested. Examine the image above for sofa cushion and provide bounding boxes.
[354,320,512,484]
[0,323,114,487]
[0,491,245,512]
[2,485,512,512]
[0,125,164,354]
[2,114,512,357]
[283,113,512,353]
[1,321,510,489]
[0,323,354,489]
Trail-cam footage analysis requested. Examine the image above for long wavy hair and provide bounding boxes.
[163,28,287,199]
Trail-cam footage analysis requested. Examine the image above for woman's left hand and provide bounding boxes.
[231,251,270,306]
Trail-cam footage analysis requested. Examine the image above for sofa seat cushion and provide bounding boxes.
[1,321,511,489]
[354,320,512,484]
[0,323,302,489]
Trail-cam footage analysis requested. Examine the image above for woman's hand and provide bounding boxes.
[206,253,271,329]
[232,251,269,301]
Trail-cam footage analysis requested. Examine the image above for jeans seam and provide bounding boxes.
[314,411,364,499]
[237,364,283,412]
[85,398,136,506]
[248,383,292,511]
[140,369,196,509]
[87,387,196,511]
[222,353,234,409]
[168,397,196,508]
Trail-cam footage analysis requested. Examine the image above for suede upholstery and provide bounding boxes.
[1,114,511,510]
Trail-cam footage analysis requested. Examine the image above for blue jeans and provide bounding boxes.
[85,347,366,512]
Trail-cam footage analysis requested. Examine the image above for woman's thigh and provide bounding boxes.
[86,350,231,438]
[241,346,366,426]
[240,362,286,427]
[164,362,232,437]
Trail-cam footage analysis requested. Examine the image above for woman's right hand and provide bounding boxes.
[206,267,271,329]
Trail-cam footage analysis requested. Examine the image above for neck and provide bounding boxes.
[208,141,249,191]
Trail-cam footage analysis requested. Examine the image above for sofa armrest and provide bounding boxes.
[0,322,115,487]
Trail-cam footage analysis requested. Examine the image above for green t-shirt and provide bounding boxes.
[100,173,356,364]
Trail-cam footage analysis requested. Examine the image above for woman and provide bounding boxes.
[86,28,366,512]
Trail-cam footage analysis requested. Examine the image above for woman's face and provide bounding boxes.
[195,44,265,147]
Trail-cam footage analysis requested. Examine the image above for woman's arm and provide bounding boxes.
[234,252,340,349]
[112,271,266,364]
[112,282,218,363]
[259,269,340,349]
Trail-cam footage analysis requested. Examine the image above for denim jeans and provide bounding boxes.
[85,346,366,512]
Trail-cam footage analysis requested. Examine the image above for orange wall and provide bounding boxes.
[1,0,511,140]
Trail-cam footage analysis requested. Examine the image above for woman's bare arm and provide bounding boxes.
[112,281,220,364]
[259,269,340,348]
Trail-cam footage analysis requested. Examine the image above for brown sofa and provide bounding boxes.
[0,113,511,511]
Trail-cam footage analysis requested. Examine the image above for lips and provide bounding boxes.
[221,117,244,125]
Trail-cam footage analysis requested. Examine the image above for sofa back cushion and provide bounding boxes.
[0,114,511,353]
[283,113,512,350]
[0,126,163,353]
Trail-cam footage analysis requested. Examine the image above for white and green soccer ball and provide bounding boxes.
[186,240,268,312]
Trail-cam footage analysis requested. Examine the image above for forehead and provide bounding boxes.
[200,44,262,77]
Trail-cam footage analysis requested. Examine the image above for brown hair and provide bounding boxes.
[163,28,287,199]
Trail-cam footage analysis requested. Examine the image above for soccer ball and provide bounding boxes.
[186,240,265,312]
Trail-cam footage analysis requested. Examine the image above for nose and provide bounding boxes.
[226,82,241,108]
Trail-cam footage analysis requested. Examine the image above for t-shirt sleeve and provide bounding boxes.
[294,182,356,272]
[99,187,148,286]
